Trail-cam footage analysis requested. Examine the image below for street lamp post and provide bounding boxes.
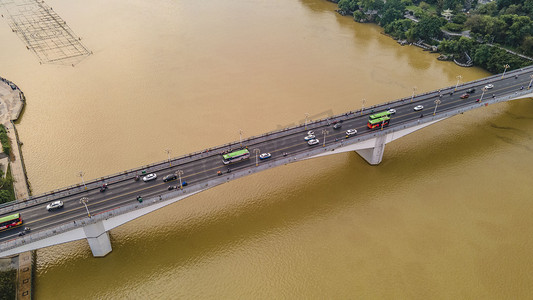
[322,129,328,147]
[501,64,510,79]
[528,75,533,89]
[480,87,487,102]
[454,75,462,91]
[360,99,366,115]
[177,170,184,189]
[79,171,87,190]
[411,86,417,102]
[239,129,244,147]
[165,149,172,167]
[304,113,309,130]
[433,99,441,116]
[80,197,91,218]
[254,149,260,166]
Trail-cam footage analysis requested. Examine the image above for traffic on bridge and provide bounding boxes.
[1,66,532,256]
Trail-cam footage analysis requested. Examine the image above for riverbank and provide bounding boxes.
[0,76,32,299]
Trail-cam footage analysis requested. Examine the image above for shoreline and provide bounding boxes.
[0,76,33,300]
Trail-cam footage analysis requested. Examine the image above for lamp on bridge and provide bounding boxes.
[80,197,91,218]
[411,87,417,103]
[322,129,328,146]
[79,171,87,190]
[528,75,533,90]
[502,64,510,79]
[433,99,441,116]
[360,99,366,115]
[480,87,488,102]
[239,129,244,147]
[454,75,462,91]
[176,170,184,189]
[254,149,260,166]
[165,149,172,167]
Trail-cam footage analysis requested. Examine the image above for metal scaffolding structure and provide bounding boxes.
[0,0,91,65]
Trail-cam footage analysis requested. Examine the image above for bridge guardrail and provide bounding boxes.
[1,67,532,216]
[2,87,531,252]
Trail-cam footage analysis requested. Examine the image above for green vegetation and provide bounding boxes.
[0,269,16,300]
[338,0,533,73]
[0,166,15,204]
[0,125,10,156]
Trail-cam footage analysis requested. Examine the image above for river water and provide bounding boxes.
[1,0,532,298]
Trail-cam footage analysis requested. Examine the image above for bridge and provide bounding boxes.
[1,67,532,257]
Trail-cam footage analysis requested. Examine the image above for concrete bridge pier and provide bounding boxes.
[355,135,386,165]
[83,221,112,257]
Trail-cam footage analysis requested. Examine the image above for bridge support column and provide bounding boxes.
[83,221,112,257]
[355,135,386,165]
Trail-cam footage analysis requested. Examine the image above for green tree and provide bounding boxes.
[419,1,430,11]
[472,44,492,66]
[0,190,11,204]
[414,15,443,40]
[521,35,533,55]
[452,13,467,24]
[475,2,498,16]
[338,0,358,13]
[381,8,404,26]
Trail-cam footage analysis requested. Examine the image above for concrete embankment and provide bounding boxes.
[0,76,32,300]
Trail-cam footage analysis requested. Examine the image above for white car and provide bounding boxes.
[307,130,314,136]
[484,84,494,89]
[46,200,64,211]
[388,108,396,114]
[259,153,271,160]
[307,139,320,146]
[142,173,157,182]
[346,129,357,136]
[304,135,316,141]
[414,105,424,111]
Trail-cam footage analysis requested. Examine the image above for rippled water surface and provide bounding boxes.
[0,0,532,298]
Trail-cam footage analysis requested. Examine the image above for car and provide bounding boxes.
[460,93,469,99]
[333,123,342,129]
[180,181,188,187]
[163,174,177,182]
[307,130,314,136]
[304,135,316,141]
[467,88,475,93]
[168,185,177,190]
[346,129,357,136]
[259,153,271,160]
[307,139,320,146]
[485,84,494,89]
[46,200,64,211]
[142,173,157,182]
[388,108,396,114]
[414,105,424,111]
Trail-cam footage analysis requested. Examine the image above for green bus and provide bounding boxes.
[368,111,391,120]
[0,213,23,231]
[222,149,250,165]
[367,116,390,129]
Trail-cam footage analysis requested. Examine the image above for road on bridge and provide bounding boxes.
[1,67,532,245]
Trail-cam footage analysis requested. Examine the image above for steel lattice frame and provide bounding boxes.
[0,0,91,65]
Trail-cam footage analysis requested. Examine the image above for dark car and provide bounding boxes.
[333,123,342,129]
[460,93,469,99]
[100,184,108,192]
[163,174,177,182]
[466,88,475,94]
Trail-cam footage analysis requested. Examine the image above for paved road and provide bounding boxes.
[1,67,532,243]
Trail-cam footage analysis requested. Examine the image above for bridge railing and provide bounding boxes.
[2,87,531,253]
[2,67,532,215]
